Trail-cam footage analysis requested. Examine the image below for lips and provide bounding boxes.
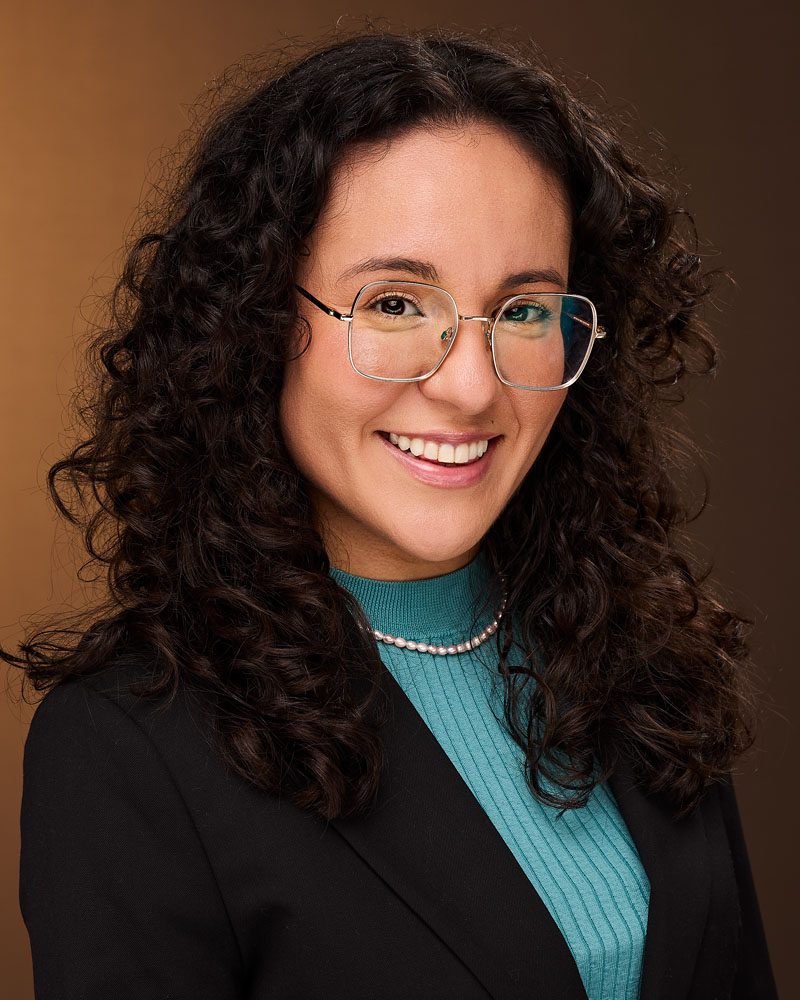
[374,430,499,489]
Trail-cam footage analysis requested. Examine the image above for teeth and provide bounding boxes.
[387,432,489,464]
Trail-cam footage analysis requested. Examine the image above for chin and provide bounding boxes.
[377,531,481,566]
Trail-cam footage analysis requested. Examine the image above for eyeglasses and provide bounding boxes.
[295,279,607,391]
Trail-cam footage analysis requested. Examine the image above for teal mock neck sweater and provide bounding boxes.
[330,546,650,1000]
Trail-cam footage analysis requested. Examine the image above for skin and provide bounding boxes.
[279,120,572,581]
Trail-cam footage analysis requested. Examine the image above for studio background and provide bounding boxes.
[0,2,795,996]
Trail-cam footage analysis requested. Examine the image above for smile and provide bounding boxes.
[380,432,489,466]
[375,431,501,488]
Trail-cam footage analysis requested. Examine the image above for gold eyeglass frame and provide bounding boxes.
[295,279,607,391]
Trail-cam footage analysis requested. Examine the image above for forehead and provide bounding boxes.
[305,123,572,288]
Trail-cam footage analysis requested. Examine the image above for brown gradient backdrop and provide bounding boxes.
[1,2,796,996]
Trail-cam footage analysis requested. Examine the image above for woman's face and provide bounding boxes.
[279,121,572,579]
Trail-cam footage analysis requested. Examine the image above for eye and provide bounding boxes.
[499,299,553,324]
[364,292,424,317]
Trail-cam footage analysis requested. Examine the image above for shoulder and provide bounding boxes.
[19,656,246,996]
[21,648,301,841]
[22,651,224,815]
[20,653,246,898]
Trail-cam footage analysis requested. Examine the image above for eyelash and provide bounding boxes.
[365,291,423,310]
[364,291,552,320]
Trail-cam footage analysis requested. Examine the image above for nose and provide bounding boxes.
[440,312,492,338]
[439,314,494,357]
[419,312,499,416]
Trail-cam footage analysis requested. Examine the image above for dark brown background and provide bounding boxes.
[1,2,796,996]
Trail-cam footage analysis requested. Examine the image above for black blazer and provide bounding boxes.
[20,652,778,1000]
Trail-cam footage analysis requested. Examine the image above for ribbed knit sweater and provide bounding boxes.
[330,545,650,1000]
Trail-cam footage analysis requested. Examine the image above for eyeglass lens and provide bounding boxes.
[349,281,596,389]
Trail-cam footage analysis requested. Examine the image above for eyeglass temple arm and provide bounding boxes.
[568,310,607,338]
[295,284,351,321]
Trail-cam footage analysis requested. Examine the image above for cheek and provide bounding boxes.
[280,322,338,443]
[278,349,389,491]
[516,391,567,457]
[279,362,342,481]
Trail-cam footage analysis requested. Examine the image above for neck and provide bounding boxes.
[327,543,482,582]
[328,545,500,644]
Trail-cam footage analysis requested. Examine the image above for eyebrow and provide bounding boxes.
[337,255,567,290]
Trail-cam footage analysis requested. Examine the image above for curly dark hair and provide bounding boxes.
[4,23,762,822]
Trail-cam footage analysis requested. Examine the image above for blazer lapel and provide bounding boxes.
[332,666,589,999]
[608,761,712,1000]
[332,665,712,1000]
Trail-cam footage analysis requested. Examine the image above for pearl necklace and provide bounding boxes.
[365,575,508,656]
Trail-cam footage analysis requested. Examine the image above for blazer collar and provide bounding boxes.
[331,666,713,1000]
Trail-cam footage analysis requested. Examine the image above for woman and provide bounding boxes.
[7,25,777,1000]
